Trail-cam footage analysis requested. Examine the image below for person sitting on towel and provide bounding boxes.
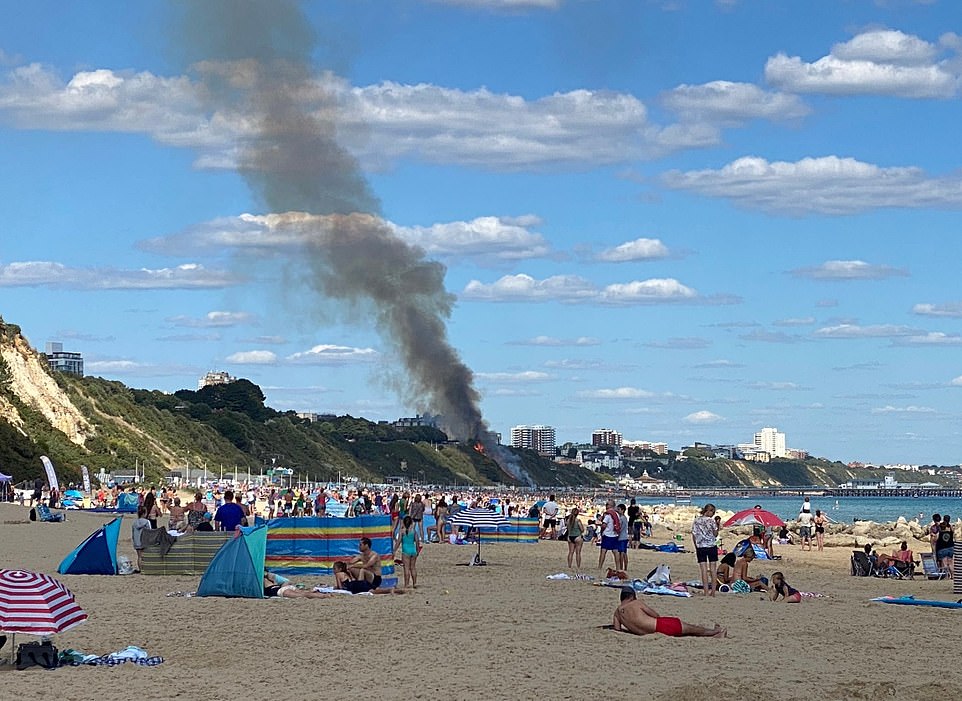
[768,571,801,603]
[333,561,401,595]
[731,547,766,592]
[613,588,725,637]
[716,551,737,586]
[345,537,383,591]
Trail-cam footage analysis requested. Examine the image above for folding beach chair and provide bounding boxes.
[36,504,65,522]
[851,550,876,577]
[919,552,948,580]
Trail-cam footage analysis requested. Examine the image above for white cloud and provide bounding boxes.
[912,302,962,318]
[950,376,962,387]
[791,260,908,280]
[814,323,920,339]
[86,360,144,373]
[476,371,552,382]
[692,359,744,369]
[749,381,804,391]
[643,337,711,350]
[462,273,734,305]
[661,81,810,124]
[511,336,601,346]
[662,155,962,215]
[167,311,253,328]
[895,332,962,346]
[738,330,806,344]
[773,316,816,327]
[577,387,655,399]
[595,237,670,262]
[871,405,936,414]
[684,410,723,424]
[430,0,561,8]
[226,350,278,365]
[142,212,550,264]
[0,261,238,290]
[388,216,550,262]
[286,344,378,364]
[765,29,960,98]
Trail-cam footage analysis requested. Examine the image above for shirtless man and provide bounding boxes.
[346,537,383,592]
[612,589,725,637]
[731,547,766,591]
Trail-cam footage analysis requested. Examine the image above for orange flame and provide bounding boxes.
[473,441,485,454]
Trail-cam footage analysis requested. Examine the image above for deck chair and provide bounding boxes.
[851,550,877,577]
[36,504,65,522]
[919,552,948,580]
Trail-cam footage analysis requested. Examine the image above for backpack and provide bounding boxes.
[29,508,37,522]
[16,640,59,670]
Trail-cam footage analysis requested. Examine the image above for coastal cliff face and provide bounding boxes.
[0,319,91,446]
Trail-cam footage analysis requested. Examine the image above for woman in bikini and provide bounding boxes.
[814,510,827,552]
[565,506,585,570]
[769,571,801,603]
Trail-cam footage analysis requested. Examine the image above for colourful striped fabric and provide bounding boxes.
[265,515,397,585]
[477,517,540,543]
[141,532,232,576]
[0,569,87,635]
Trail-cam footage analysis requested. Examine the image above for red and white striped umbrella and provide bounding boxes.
[0,569,87,635]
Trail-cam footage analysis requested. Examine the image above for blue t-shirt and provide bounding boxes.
[214,502,244,532]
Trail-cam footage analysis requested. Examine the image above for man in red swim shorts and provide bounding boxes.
[612,588,726,638]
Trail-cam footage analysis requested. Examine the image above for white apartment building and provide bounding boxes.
[623,440,669,455]
[592,428,623,447]
[198,370,236,390]
[753,427,787,458]
[511,424,556,456]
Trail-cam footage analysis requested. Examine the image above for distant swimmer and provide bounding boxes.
[611,588,726,638]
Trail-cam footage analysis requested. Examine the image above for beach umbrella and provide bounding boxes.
[723,507,785,528]
[447,508,510,565]
[0,569,87,660]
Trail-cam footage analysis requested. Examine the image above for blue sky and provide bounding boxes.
[2,0,961,465]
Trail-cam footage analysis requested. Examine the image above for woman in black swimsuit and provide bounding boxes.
[814,510,827,552]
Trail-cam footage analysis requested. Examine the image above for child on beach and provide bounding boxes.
[769,572,801,603]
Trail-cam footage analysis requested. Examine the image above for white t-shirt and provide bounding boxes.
[798,511,814,527]
[602,513,617,537]
[542,500,559,519]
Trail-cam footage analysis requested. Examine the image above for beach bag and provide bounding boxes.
[646,564,671,586]
[29,508,37,522]
[16,640,59,670]
[117,555,135,575]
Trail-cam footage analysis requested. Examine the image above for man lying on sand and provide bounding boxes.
[611,588,726,638]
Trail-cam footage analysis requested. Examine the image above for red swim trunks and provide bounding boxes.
[654,616,683,637]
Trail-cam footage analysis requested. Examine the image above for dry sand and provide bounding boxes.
[1,503,960,701]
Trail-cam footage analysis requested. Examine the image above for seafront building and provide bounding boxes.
[198,370,235,390]
[511,424,556,456]
[754,427,787,458]
[44,341,84,377]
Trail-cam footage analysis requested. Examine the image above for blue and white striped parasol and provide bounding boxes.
[446,508,509,565]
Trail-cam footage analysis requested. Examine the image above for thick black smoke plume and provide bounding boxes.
[176,0,532,483]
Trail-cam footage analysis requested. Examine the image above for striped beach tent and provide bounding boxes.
[478,517,540,543]
[954,543,961,595]
[0,569,87,658]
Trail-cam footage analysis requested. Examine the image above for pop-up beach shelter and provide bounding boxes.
[57,518,121,575]
[197,525,267,599]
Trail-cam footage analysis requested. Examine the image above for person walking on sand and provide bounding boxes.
[565,506,585,570]
[692,504,719,597]
[612,588,726,637]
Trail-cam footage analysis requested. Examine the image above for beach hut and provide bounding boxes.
[57,517,121,575]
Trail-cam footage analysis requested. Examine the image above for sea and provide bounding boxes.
[630,495,962,525]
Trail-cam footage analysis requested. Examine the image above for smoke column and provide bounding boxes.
[176,1,530,482]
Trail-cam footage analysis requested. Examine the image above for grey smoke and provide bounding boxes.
[176,0,531,482]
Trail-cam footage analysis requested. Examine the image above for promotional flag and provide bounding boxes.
[81,465,91,494]
[40,456,60,492]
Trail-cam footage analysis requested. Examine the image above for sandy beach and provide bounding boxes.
[1,502,959,701]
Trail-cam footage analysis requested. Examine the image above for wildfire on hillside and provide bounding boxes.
[473,441,485,455]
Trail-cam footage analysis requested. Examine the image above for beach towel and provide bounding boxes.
[605,508,622,534]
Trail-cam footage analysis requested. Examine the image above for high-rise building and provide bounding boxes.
[510,424,556,456]
[754,427,787,458]
[45,341,84,377]
[592,428,623,447]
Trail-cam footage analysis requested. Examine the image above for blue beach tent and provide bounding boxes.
[58,517,121,575]
[116,493,139,513]
[196,525,267,599]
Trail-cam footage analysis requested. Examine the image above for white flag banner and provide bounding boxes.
[40,455,60,492]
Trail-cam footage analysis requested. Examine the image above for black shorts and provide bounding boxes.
[344,574,382,594]
[264,585,282,597]
[696,546,719,563]
[543,518,557,528]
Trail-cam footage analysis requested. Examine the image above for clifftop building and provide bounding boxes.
[511,424,556,456]
[754,427,787,458]
[198,371,235,390]
[45,341,84,377]
[592,428,623,447]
